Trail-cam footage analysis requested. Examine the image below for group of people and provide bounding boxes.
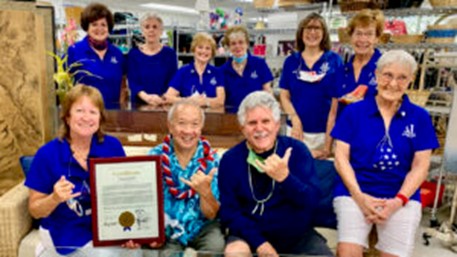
[23,2,440,257]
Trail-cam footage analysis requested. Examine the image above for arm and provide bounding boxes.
[262,82,272,94]
[207,87,225,108]
[218,154,267,249]
[334,140,385,221]
[279,89,303,141]
[321,98,339,158]
[162,87,181,105]
[28,176,80,219]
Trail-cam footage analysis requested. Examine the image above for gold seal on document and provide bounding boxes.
[119,211,135,231]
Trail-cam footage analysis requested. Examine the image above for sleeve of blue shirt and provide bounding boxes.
[413,108,440,151]
[218,151,267,249]
[104,136,126,157]
[259,58,274,85]
[327,52,345,98]
[207,152,221,202]
[126,49,145,101]
[279,54,295,90]
[24,144,58,194]
[168,67,185,94]
[331,104,357,144]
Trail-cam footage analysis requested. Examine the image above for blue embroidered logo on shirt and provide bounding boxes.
[111,57,118,64]
[251,71,258,79]
[320,62,330,73]
[402,124,416,138]
[210,77,217,85]
[368,75,377,86]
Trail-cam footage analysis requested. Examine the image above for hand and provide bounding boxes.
[149,241,164,249]
[180,168,217,195]
[312,149,330,160]
[256,242,278,257]
[121,240,140,249]
[189,94,206,106]
[52,176,80,203]
[352,193,386,224]
[375,198,403,224]
[145,94,164,106]
[256,147,292,182]
[290,117,304,141]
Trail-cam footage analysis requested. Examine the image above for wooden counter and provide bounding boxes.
[105,106,286,149]
[105,106,243,148]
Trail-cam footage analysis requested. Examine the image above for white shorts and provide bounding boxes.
[286,125,325,150]
[333,196,422,257]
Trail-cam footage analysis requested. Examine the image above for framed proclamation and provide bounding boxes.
[89,156,164,246]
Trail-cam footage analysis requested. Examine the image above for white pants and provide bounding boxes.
[333,196,422,257]
[37,227,142,257]
[286,125,325,150]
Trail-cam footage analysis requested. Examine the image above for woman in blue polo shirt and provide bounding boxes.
[279,13,343,159]
[127,13,178,107]
[336,9,385,115]
[25,85,139,256]
[163,32,224,108]
[67,3,126,109]
[331,50,439,257]
[326,10,385,156]
[220,25,273,112]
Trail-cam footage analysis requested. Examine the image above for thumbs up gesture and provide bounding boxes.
[255,147,292,182]
[180,168,217,195]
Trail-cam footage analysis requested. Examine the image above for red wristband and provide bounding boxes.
[396,193,409,206]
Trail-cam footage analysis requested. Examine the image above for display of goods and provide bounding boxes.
[339,0,388,12]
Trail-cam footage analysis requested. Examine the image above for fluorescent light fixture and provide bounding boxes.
[141,3,199,15]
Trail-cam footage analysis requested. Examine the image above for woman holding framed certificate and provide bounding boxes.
[25,85,138,256]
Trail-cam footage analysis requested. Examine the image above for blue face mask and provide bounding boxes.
[233,53,248,63]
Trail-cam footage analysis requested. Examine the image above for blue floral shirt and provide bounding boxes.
[149,139,220,245]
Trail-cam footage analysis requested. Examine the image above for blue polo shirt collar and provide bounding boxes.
[79,36,115,55]
[367,94,414,118]
[190,61,212,75]
[62,135,104,179]
[227,51,254,75]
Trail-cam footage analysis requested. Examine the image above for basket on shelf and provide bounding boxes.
[391,34,424,44]
[406,90,431,107]
[278,0,312,7]
[425,24,457,44]
[429,0,457,7]
[337,27,391,44]
[253,0,276,8]
[339,0,388,12]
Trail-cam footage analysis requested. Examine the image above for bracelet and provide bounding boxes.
[395,193,409,206]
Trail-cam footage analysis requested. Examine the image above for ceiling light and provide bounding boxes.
[140,3,199,15]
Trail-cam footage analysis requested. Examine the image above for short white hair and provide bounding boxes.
[140,12,163,28]
[167,99,205,125]
[377,49,417,75]
[237,91,281,126]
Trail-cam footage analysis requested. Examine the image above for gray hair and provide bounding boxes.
[167,99,205,124]
[377,50,418,75]
[237,91,281,126]
[140,12,163,28]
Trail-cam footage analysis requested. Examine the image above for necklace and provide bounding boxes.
[161,134,215,200]
[232,61,245,75]
[247,141,278,216]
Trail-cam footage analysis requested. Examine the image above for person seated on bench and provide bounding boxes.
[218,91,334,257]
[146,99,224,252]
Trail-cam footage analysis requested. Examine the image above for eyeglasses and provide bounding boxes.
[379,72,410,85]
[66,156,91,217]
[352,31,376,38]
[304,26,323,32]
